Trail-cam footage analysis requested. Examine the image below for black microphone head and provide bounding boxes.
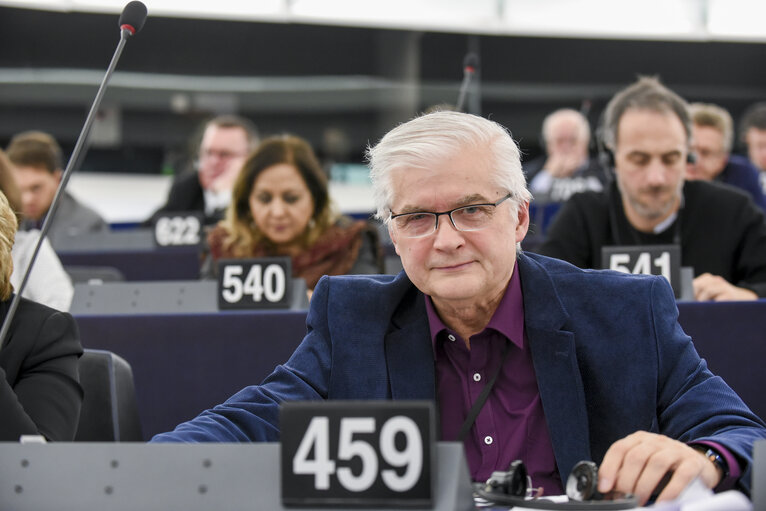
[463,53,480,73]
[119,1,147,35]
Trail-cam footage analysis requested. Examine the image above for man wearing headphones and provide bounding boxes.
[537,76,766,301]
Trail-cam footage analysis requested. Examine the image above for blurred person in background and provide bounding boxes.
[0,150,73,311]
[739,102,766,194]
[6,131,108,246]
[204,134,382,289]
[538,77,766,301]
[0,188,82,441]
[686,102,766,211]
[149,115,259,225]
[524,108,608,203]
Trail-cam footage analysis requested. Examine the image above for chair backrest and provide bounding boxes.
[75,349,143,441]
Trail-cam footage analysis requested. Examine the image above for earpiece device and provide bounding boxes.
[475,459,638,510]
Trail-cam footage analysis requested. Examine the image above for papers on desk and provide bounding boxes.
[475,479,752,510]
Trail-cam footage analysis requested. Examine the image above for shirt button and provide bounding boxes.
[447,334,456,342]
[473,373,481,382]
[484,435,493,445]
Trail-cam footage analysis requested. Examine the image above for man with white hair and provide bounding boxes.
[524,108,607,203]
[153,110,766,504]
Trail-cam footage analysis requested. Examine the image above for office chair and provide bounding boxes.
[74,349,143,441]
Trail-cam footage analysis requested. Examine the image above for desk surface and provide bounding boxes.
[74,299,766,440]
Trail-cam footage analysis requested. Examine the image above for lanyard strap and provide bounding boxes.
[457,340,511,442]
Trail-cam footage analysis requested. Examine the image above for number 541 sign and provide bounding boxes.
[216,257,292,309]
[601,244,682,298]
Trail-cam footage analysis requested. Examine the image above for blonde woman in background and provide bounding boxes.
[0,188,82,441]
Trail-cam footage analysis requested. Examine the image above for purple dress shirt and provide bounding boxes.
[425,264,741,495]
[426,263,563,495]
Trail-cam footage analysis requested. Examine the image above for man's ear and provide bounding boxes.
[515,201,530,244]
[388,223,401,256]
[53,169,63,184]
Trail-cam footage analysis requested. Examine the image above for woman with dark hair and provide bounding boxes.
[0,185,83,441]
[205,135,382,289]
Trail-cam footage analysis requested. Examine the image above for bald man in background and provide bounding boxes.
[524,108,608,203]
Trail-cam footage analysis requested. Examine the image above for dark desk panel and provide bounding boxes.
[677,300,766,421]
[74,300,766,440]
[75,311,307,439]
[55,229,202,281]
[60,249,201,281]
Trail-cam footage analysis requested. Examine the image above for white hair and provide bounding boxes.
[542,108,591,147]
[366,111,531,222]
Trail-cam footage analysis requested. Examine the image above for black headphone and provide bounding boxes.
[474,460,638,510]
[596,117,697,171]
[597,148,696,170]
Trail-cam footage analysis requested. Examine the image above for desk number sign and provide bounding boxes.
[152,212,203,248]
[280,401,434,508]
[217,257,292,310]
[601,244,682,297]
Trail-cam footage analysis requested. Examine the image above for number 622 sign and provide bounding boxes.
[280,401,434,508]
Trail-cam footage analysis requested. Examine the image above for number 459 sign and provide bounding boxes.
[217,257,292,309]
[280,401,434,508]
[601,245,682,298]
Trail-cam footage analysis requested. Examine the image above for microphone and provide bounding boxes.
[456,52,479,113]
[0,1,148,350]
[119,1,148,35]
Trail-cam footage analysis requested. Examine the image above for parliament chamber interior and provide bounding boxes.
[1,1,766,510]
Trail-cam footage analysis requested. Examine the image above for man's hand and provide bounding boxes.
[543,153,583,178]
[207,159,244,193]
[693,273,758,302]
[597,431,721,505]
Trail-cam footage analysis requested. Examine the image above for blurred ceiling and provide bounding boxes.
[1,0,765,172]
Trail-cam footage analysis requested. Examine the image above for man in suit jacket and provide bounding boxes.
[686,102,766,211]
[6,131,108,246]
[153,111,766,504]
[147,115,259,226]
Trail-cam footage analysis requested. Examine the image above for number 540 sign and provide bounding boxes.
[280,401,434,508]
[216,257,292,309]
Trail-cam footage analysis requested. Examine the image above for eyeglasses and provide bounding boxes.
[389,193,513,239]
[199,149,248,161]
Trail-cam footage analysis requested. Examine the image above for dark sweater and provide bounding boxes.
[536,180,766,297]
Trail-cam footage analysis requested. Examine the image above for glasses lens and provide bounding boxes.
[451,205,493,231]
[394,213,435,237]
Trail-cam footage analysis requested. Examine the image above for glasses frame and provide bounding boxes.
[389,193,513,239]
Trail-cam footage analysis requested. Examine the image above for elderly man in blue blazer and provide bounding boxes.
[153,111,766,505]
